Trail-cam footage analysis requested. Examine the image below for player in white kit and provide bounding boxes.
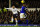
[5,5,18,26]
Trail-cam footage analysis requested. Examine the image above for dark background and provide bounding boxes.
[0,0,40,8]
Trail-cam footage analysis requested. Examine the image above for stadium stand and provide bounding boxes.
[0,8,40,24]
[0,0,40,8]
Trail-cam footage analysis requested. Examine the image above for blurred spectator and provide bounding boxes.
[0,0,40,8]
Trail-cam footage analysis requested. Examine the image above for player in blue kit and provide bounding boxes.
[19,3,30,25]
[20,3,30,20]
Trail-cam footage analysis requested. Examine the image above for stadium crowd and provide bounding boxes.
[0,0,40,24]
[0,8,40,24]
[0,0,40,8]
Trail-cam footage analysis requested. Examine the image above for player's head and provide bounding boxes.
[22,3,26,7]
[12,5,15,9]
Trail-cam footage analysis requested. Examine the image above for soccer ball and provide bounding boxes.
[21,0,25,3]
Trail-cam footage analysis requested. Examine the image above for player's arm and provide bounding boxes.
[5,8,12,11]
[25,8,30,15]
[15,8,20,12]
[26,9,32,16]
[27,11,30,15]
[17,9,20,12]
[5,8,12,10]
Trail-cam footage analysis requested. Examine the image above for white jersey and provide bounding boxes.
[12,8,18,14]
[5,8,18,14]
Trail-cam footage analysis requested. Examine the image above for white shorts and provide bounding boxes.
[20,13,26,18]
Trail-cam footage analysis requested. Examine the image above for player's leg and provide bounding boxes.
[11,16,14,22]
[14,14,18,25]
[15,18,18,25]
[20,13,28,24]
[24,14,28,25]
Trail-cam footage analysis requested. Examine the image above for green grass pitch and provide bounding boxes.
[0,26,40,27]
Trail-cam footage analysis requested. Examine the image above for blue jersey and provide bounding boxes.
[20,6,26,13]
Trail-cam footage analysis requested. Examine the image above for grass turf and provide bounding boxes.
[0,26,40,27]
